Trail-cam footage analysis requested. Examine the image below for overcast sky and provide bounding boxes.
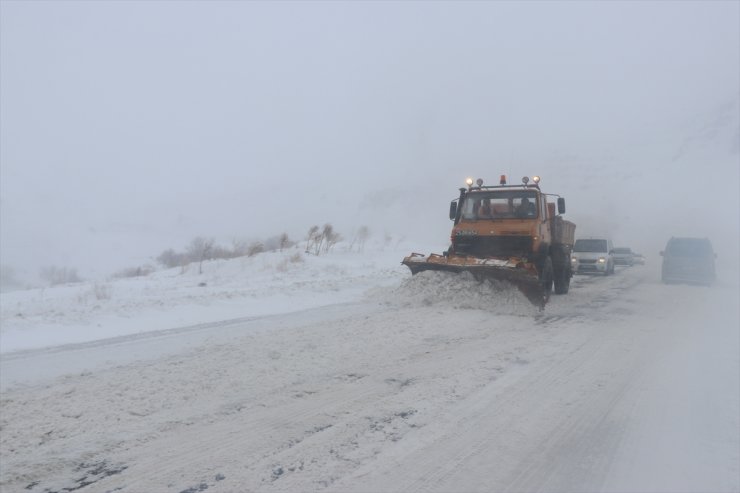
[1,0,738,280]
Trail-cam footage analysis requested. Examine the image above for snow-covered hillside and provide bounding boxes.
[0,247,738,493]
[0,245,418,354]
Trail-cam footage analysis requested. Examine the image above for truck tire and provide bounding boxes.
[540,257,553,304]
[554,264,570,294]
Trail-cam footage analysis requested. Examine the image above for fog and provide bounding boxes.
[1,1,738,282]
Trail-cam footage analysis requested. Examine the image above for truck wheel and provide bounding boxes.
[540,257,553,303]
[554,265,570,294]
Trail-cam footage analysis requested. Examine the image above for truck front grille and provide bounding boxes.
[454,235,533,258]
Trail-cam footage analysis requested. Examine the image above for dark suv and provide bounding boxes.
[660,237,716,285]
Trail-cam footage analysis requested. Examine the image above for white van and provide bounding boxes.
[572,238,615,275]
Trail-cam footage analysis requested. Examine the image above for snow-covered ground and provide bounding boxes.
[0,245,738,493]
[0,246,412,355]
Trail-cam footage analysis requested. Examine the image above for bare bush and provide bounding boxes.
[264,233,295,252]
[210,245,234,260]
[159,237,250,268]
[187,237,215,274]
[153,232,295,270]
[305,224,341,255]
[276,252,304,273]
[279,233,292,252]
[350,225,370,252]
[93,283,112,300]
[156,249,186,269]
[305,225,320,254]
[321,224,342,254]
[247,241,265,257]
[112,265,155,279]
[40,266,82,286]
[231,239,249,257]
[76,282,112,304]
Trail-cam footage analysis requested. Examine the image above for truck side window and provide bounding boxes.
[461,199,477,220]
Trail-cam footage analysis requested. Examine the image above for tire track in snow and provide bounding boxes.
[65,307,495,492]
[110,268,653,492]
[327,267,658,492]
[339,326,641,492]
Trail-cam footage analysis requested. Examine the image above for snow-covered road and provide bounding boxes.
[1,265,738,492]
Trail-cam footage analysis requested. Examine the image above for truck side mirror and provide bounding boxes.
[557,197,566,214]
[449,201,457,220]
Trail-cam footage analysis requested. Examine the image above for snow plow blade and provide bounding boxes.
[401,252,548,308]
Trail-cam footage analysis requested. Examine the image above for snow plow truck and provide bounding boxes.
[402,175,576,308]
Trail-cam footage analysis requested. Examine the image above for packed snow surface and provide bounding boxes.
[1,246,738,492]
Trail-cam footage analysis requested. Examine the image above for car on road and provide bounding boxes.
[612,247,635,266]
[572,237,615,275]
[660,237,716,285]
[632,253,646,265]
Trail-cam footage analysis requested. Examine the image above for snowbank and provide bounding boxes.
[373,270,537,317]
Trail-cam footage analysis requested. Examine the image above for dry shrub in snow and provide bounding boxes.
[247,241,265,257]
[276,252,304,272]
[210,245,235,260]
[76,283,112,304]
[322,224,342,253]
[305,224,342,255]
[112,265,155,279]
[187,237,215,274]
[231,239,249,257]
[156,248,186,269]
[305,225,321,254]
[155,232,298,273]
[349,226,371,252]
[279,233,292,251]
[264,233,294,252]
[158,238,239,270]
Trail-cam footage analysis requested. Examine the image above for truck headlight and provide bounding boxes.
[598,257,606,263]
[571,257,577,263]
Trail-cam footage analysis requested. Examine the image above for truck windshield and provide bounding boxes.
[574,239,608,252]
[460,190,538,220]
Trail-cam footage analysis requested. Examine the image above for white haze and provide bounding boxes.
[1,1,738,281]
